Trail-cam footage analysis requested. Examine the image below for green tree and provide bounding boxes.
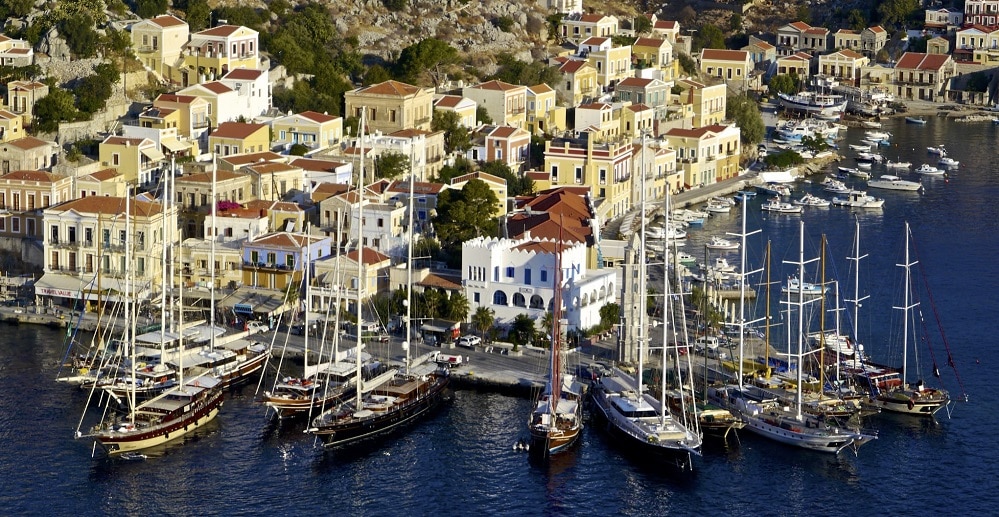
[729,13,743,32]
[676,53,696,75]
[508,313,537,346]
[0,0,34,17]
[494,16,514,32]
[796,5,813,24]
[59,13,99,58]
[471,306,495,339]
[847,9,868,31]
[434,179,500,261]
[693,24,725,52]
[764,150,805,168]
[421,288,443,319]
[726,94,765,145]
[434,155,474,183]
[396,38,458,88]
[363,64,394,86]
[75,73,114,114]
[446,292,470,322]
[375,152,409,179]
[476,106,492,124]
[491,54,562,89]
[598,303,620,333]
[33,86,79,132]
[102,28,133,58]
[768,73,801,96]
[185,0,212,32]
[135,0,168,18]
[633,15,652,35]
[383,0,406,11]
[800,134,830,153]
[545,13,563,42]
[479,161,534,197]
[877,0,919,28]
[289,143,309,156]
[431,109,471,153]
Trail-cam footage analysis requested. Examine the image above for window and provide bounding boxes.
[11,217,18,233]
[286,254,295,268]
[551,165,558,181]
[524,269,532,285]
[512,293,526,307]
[493,290,508,305]
[266,252,276,265]
[473,292,480,303]
[50,225,58,243]
[119,230,126,246]
[599,169,607,185]
[505,266,515,278]
[377,218,384,228]
[137,257,145,275]
[575,166,583,184]
[493,266,499,281]
[112,153,119,166]
[27,194,34,210]
[0,193,4,208]
[251,251,259,263]
[12,193,19,210]
[25,219,33,236]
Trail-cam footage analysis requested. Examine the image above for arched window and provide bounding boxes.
[493,290,508,306]
[513,293,527,307]
[529,294,544,309]
[599,286,607,299]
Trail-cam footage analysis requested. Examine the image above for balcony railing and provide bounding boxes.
[242,261,294,272]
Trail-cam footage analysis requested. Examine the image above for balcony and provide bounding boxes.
[137,45,160,53]
[242,261,294,272]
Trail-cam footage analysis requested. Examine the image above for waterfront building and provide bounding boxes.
[776,52,813,78]
[0,170,72,263]
[462,80,528,130]
[38,195,177,306]
[955,25,999,64]
[819,49,869,86]
[130,15,189,82]
[180,237,242,290]
[506,187,601,269]
[675,79,727,128]
[893,52,956,101]
[662,124,741,188]
[776,21,811,56]
[312,247,391,312]
[344,80,434,133]
[742,36,776,66]
[461,234,616,330]
[269,111,344,154]
[174,168,254,238]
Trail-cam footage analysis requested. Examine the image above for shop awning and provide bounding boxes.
[161,137,188,153]
[141,147,166,161]
[34,273,83,298]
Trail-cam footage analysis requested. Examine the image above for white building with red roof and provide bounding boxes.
[462,80,528,130]
[461,234,616,330]
[560,13,619,45]
[0,34,33,67]
[269,110,344,154]
[465,124,531,171]
[130,15,188,81]
[892,52,956,101]
[183,24,260,84]
[221,68,271,118]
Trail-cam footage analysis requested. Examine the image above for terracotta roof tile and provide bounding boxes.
[7,136,51,150]
[51,196,163,217]
[355,80,422,96]
[211,122,267,139]
[223,68,264,80]
[345,248,390,265]
[0,169,65,182]
[150,15,187,27]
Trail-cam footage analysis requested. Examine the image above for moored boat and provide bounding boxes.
[831,190,884,208]
[706,236,740,250]
[792,193,831,207]
[938,156,959,168]
[905,116,927,125]
[915,164,943,175]
[867,175,922,191]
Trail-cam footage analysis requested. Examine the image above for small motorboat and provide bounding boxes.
[792,194,831,207]
[938,156,959,168]
[915,163,944,175]
[886,160,911,169]
[905,116,927,125]
[849,143,872,152]
[927,145,947,155]
[761,197,804,214]
[706,236,740,251]
[120,452,148,461]
[857,162,872,170]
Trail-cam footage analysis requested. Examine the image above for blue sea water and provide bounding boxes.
[0,117,997,515]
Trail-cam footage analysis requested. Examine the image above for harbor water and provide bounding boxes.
[1,117,997,515]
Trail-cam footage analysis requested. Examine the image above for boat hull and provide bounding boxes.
[528,425,581,456]
[311,374,451,449]
[90,388,224,455]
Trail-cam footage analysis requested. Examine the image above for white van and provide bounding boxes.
[694,336,720,352]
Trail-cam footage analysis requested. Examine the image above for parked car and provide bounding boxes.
[456,335,481,348]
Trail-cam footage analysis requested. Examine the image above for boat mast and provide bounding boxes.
[636,132,647,398]
[898,222,917,387]
[405,144,415,376]
[303,228,311,384]
[764,240,772,378]
[159,156,172,360]
[209,154,217,353]
[549,222,564,418]
[354,108,366,410]
[818,234,827,400]
[794,222,807,419]
[125,189,135,422]
[731,192,761,389]
[846,218,868,365]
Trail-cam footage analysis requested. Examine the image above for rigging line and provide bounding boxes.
[908,232,968,399]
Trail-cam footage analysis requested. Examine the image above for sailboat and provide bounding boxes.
[857,223,951,416]
[77,190,224,456]
[526,230,583,456]
[590,185,702,470]
[712,217,876,454]
[308,108,451,448]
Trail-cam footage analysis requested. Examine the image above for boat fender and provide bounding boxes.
[647,435,659,444]
[907,399,914,410]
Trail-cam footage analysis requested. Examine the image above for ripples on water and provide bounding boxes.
[2,118,999,514]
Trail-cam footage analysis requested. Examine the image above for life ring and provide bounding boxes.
[907,399,915,410]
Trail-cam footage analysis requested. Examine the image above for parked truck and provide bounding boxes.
[430,351,463,368]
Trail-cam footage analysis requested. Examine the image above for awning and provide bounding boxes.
[161,137,188,153]
[34,273,84,298]
[420,324,448,333]
[141,147,166,161]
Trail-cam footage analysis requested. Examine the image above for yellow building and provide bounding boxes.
[631,141,677,205]
[818,49,869,85]
[130,15,189,81]
[776,51,813,78]
[555,58,599,107]
[182,24,260,84]
[76,168,127,198]
[462,80,528,130]
[662,124,741,188]
[580,37,632,89]
[699,49,752,84]
[525,84,565,135]
[153,93,211,139]
[560,13,619,45]
[241,162,304,202]
[632,37,678,84]
[433,95,477,128]
[98,136,164,185]
[240,232,331,291]
[6,80,48,123]
[0,169,72,241]
[0,109,23,142]
[345,80,435,134]
[270,110,344,153]
[543,136,634,220]
[208,122,269,157]
[676,79,727,128]
[574,102,620,140]
[620,103,655,140]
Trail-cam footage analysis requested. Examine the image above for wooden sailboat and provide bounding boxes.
[856,222,951,416]
[526,226,583,456]
[308,108,450,448]
[77,190,224,456]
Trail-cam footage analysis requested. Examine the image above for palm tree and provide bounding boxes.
[422,288,442,320]
[510,313,536,347]
[446,292,470,322]
[471,306,495,340]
